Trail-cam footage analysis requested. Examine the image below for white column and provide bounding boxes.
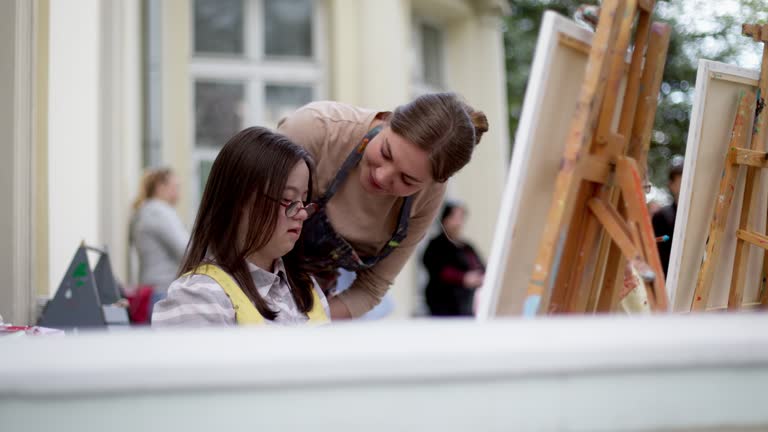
[328,0,418,318]
[445,13,510,258]
[359,0,416,318]
[47,0,102,294]
[161,0,193,224]
[357,0,412,109]
[328,0,362,104]
[0,0,38,324]
[99,0,142,285]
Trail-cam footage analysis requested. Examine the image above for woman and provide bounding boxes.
[422,202,485,316]
[152,127,328,326]
[130,167,189,307]
[278,92,488,319]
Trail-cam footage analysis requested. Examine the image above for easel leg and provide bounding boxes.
[616,157,668,311]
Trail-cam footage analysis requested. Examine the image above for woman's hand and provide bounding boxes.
[463,270,484,289]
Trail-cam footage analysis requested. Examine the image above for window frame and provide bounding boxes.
[188,0,328,209]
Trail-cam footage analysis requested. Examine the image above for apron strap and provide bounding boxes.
[318,125,383,205]
[383,196,413,252]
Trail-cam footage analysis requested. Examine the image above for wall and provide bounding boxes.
[162,0,193,225]
[99,0,142,286]
[47,0,102,293]
[444,7,509,261]
[0,0,37,324]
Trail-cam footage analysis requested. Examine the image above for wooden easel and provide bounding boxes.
[692,24,768,312]
[525,0,671,314]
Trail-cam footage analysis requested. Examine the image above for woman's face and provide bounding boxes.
[359,127,432,197]
[156,174,180,205]
[443,207,466,239]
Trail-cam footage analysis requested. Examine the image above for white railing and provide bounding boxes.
[1,314,767,431]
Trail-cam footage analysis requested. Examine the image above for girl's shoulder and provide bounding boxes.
[152,273,236,326]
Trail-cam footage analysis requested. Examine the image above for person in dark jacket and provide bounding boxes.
[422,202,485,316]
[652,163,683,276]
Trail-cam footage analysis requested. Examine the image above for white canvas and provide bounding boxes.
[667,60,762,312]
[476,11,594,318]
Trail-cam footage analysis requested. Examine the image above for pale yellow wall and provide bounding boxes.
[328,0,362,105]
[99,0,143,286]
[35,0,50,298]
[162,0,193,225]
[0,0,41,324]
[47,0,103,293]
[0,0,19,322]
[444,11,509,260]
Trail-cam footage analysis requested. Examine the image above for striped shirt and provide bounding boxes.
[152,259,330,327]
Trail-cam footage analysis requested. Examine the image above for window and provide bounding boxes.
[264,0,313,57]
[190,0,326,205]
[411,20,446,96]
[194,0,245,55]
[194,81,246,148]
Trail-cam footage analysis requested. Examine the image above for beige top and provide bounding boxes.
[277,101,446,317]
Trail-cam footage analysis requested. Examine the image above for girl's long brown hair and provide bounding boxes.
[178,127,316,320]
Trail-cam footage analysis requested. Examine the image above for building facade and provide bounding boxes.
[1,0,509,324]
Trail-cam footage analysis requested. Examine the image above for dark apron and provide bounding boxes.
[298,125,413,293]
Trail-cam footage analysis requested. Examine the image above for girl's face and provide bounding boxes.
[359,127,433,197]
[245,161,311,268]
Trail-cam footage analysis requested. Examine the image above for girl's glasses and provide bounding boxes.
[266,196,318,218]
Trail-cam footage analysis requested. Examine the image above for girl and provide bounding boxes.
[277,92,488,319]
[152,127,329,326]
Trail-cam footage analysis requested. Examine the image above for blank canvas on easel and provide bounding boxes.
[666,59,762,312]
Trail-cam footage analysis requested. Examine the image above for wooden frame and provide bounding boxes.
[667,60,761,312]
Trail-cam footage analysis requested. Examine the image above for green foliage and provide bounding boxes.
[503,0,766,187]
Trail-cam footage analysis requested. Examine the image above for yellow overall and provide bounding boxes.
[191,264,329,325]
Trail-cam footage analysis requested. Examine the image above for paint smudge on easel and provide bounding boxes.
[523,295,541,317]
